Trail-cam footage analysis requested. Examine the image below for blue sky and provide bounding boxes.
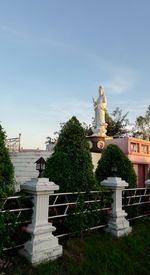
[0,0,150,149]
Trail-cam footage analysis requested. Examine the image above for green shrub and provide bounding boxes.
[95,144,137,187]
[0,195,32,253]
[0,124,14,197]
[0,211,18,252]
[44,116,97,192]
[147,169,150,179]
[65,192,110,236]
[0,211,31,253]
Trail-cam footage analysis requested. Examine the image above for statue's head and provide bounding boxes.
[99,85,104,96]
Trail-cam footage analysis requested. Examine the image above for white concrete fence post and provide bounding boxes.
[101,177,132,237]
[20,177,62,265]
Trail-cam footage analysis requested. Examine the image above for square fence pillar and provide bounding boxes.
[20,178,62,265]
[101,177,132,237]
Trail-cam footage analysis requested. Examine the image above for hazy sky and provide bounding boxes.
[0,0,150,149]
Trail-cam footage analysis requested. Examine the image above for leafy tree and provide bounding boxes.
[52,107,129,139]
[82,122,93,136]
[133,105,150,140]
[45,136,56,151]
[81,108,129,138]
[44,116,97,192]
[95,144,136,187]
[53,121,94,138]
[0,124,14,196]
[106,107,129,137]
[45,136,56,144]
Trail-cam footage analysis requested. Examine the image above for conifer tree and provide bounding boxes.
[0,124,14,196]
[147,169,150,179]
[95,144,136,187]
[44,116,97,191]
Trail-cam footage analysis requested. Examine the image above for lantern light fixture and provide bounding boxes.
[35,157,46,178]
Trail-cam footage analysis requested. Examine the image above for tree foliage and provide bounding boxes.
[44,116,97,192]
[78,107,129,138]
[106,107,129,137]
[133,105,150,140]
[53,107,129,139]
[95,144,136,187]
[82,122,93,136]
[0,125,14,196]
[147,169,150,179]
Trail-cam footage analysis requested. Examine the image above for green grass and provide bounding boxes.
[1,219,150,275]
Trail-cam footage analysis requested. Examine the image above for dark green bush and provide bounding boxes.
[147,169,150,179]
[44,116,97,192]
[0,124,14,197]
[65,192,110,236]
[0,211,31,253]
[0,195,32,253]
[95,144,137,187]
[0,212,18,252]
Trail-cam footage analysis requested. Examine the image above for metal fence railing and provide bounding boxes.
[122,188,150,221]
[0,195,32,223]
[0,195,32,251]
[48,190,112,238]
[1,187,150,252]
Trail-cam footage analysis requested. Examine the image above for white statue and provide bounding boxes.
[92,86,107,136]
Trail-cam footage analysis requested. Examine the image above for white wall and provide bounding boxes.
[10,150,52,191]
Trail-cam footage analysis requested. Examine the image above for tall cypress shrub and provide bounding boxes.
[0,124,14,196]
[44,116,97,192]
[147,169,150,179]
[95,144,136,187]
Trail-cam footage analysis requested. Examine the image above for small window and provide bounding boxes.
[141,144,149,154]
[130,142,139,153]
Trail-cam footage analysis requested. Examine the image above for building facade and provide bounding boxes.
[105,137,150,187]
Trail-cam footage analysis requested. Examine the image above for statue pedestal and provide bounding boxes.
[86,135,105,171]
[86,135,105,153]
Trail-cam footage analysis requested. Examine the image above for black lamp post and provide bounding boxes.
[35,157,46,178]
[111,164,118,177]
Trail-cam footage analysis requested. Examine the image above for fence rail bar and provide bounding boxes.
[7,220,32,226]
[123,194,150,199]
[48,207,111,219]
[2,244,24,252]
[128,214,150,221]
[49,199,102,208]
[50,190,111,196]
[56,224,107,238]
[123,188,148,191]
[123,201,150,207]
[0,207,32,213]
[0,195,32,200]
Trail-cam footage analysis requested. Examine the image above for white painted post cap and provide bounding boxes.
[101,177,128,189]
